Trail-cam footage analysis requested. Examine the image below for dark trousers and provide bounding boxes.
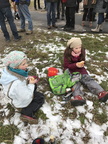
[65,7,76,28]
[0,7,19,40]
[21,91,44,117]
[82,8,94,21]
[34,0,41,9]
[56,0,65,18]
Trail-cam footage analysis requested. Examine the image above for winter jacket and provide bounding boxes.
[0,0,10,9]
[94,0,108,13]
[65,0,77,7]
[83,0,96,8]
[63,49,88,74]
[0,68,35,108]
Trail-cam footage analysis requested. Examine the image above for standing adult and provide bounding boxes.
[91,0,108,32]
[82,0,96,27]
[56,0,65,20]
[0,0,21,41]
[46,0,58,29]
[64,0,80,31]
[15,0,33,35]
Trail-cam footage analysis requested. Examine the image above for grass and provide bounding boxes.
[0,29,108,143]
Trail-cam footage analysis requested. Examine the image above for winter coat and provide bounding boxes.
[0,0,10,9]
[94,0,108,13]
[63,49,88,74]
[65,0,78,7]
[83,0,96,8]
[0,68,35,108]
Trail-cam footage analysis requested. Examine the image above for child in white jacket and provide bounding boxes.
[0,50,44,124]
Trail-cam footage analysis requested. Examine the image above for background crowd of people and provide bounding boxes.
[0,0,108,42]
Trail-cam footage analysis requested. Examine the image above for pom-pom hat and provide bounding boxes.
[3,50,27,68]
[67,37,82,49]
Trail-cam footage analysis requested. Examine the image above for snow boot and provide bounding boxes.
[98,91,108,102]
[91,24,101,32]
[70,95,86,106]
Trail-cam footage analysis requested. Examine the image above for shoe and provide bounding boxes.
[70,96,86,106]
[38,7,42,9]
[18,29,26,32]
[5,38,11,42]
[61,17,64,20]
[98,91,108,102]
[47,25,51,29]
[14,36,22,41]
[26,30,33,35]
[52,25,58,28]
[20,114,38,124]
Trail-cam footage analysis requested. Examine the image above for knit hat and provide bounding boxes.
[67,37,82,49]
[3,50,27,68]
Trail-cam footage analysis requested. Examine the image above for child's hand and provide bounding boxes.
[76,61,85,68]
[28,76,38,84]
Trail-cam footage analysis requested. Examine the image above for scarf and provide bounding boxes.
[71,51,81,57]
[8,66,28,77]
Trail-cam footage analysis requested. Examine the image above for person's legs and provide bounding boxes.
[0,9,10,40]
[34,0,37,10]
[18,4,33,31]
[61,1,65,20]
[65,7,70,27]
[51,2,57,26]
[71,82,86,106]
[38,0,42,9]
[17,5,25,30]
[3,7,20,39]
[69,7,76,29]
[82,8,88,26]
[88,8,94,27]
[80,74,104,95]
[46,2,51,27]
[91,13,104,32]
[56,0,60,19]
[21,91,44,117]
[97,13,104,25]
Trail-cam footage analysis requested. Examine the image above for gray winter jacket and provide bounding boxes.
[94,0,108,13]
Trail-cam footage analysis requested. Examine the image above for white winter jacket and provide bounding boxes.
[0,68,35,108]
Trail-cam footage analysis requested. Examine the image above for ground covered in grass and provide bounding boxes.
[0,29,108,144]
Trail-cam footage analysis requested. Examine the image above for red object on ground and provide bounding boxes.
[48,67,59,77]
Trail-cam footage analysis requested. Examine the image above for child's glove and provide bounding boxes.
[76,61,85,68]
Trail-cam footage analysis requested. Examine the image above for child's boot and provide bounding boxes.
[70,95,86,106]
[98,91,108,102]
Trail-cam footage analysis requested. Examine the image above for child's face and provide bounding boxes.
[72,46,81,54]
[17,59,28,70]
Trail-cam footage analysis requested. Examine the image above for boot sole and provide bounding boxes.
[71,100,86,106]
[99,94,108,102]
[20,116,38,124]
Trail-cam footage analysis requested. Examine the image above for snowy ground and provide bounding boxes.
[0,30,108,144]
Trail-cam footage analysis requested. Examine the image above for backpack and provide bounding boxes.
[48,69,81,95]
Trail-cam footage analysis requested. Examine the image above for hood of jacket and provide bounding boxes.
[0,68,18,85]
